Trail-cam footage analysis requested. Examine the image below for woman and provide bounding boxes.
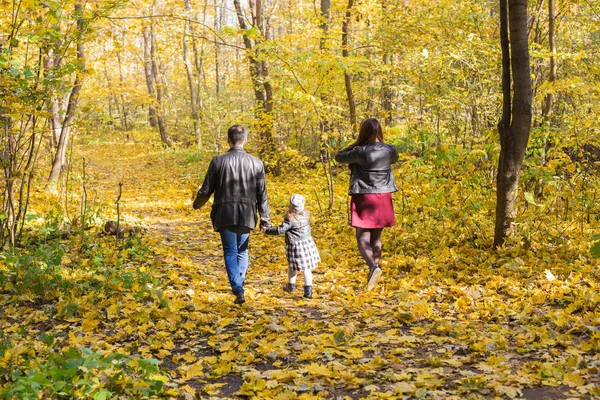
[335,118,398,291]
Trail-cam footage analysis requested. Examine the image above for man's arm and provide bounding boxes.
[256,162,271,227]
[193,159,216,209]
[335,145,360,164]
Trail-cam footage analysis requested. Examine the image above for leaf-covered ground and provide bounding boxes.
[1,135,599,399]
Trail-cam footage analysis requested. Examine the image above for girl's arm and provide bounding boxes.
[264,218,294,235]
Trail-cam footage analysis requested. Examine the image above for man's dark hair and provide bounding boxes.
[228,125,248,145]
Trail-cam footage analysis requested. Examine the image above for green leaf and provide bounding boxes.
[524,192,535,205]
[39,331,55,346]
[11,369,23,380]
[93,388,112,400]
[591,241,600,258]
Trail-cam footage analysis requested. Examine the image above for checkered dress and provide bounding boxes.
[265,211,320,272]
[286,237,321,272]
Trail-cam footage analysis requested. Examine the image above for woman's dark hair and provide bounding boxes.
[353,118,383,147]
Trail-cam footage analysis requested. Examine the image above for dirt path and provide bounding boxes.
[72,140,594,399]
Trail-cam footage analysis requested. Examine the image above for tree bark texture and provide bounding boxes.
[142,26,159,129]
[143,24,170,146]
[319,0,334,211]
[150,23,170,146]
[542,0,557,118]
[382,53,394,126]
[494,0,533,247]
[342,0,357,132]
[233,0,274,148]
[116,50,130,131]
[48,2,85,187]
[183,0,202,149]
[44,45,63,148]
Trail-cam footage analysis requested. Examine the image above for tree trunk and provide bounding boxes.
[48,98,62,147]
[214,2,220,98]
[143,24,170,146]
[48,1,85,188]
[494,0,533,247]
[320,0,330,48]
[381,0,394,126]
[342,0,357,132]
[542,0,557,118]
[319,0,334,211]
[183,0,201,149]
[233,0,274,149]
[142,26,158,129]
[150,22,170,146]
[382,53,394,126]
[116,50,130,131]
[44,46,63,148]
[103,61,115,122]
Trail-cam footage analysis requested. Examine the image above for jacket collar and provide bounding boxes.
[228,146,246,152]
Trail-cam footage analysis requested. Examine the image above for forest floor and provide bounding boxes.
[1,135,599,399]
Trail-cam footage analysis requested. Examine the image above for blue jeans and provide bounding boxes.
[219,226,250,295]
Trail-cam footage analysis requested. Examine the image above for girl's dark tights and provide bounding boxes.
[355,228,383,270]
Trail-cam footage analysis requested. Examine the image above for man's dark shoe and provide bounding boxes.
[234,291,245,305]
[303,285,313,298]
[367,267,382,291]
[283,283,296,292]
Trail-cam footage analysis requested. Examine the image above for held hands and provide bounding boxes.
[260,222,272,234]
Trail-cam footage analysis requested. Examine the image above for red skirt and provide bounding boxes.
[350,193,396,229]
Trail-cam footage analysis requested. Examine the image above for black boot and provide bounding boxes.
[303,285,313,298]
[234,291,245,305]
[283,283,296,292]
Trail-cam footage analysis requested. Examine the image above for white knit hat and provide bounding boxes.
[289,194,305,213]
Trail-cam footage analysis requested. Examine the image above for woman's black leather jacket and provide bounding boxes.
[335,142,399,194]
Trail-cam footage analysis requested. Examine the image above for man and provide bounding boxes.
[193,125,271,305]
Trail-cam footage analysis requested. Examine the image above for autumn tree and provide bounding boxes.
[494,0,533,247]
[142,13,171,147]
[182,0,204,149]
[233,0,274,152]
[342,0,357,132]
[541,0,557,120]
[47,0,87,189]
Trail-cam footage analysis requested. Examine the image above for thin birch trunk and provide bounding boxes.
[150,22,169,145]
[342,0,357,132]
[542,0,557,118]
[183,0,201,149]
[48,1,85,188]
[233,0,274,149]
[142,26,159,129]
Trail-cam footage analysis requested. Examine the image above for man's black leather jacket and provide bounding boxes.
[335,142,399,195]
[193,146,270,231]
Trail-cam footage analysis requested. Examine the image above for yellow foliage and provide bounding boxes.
[1,138,599,398]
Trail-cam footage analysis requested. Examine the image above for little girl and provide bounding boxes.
[263,194,320,298]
